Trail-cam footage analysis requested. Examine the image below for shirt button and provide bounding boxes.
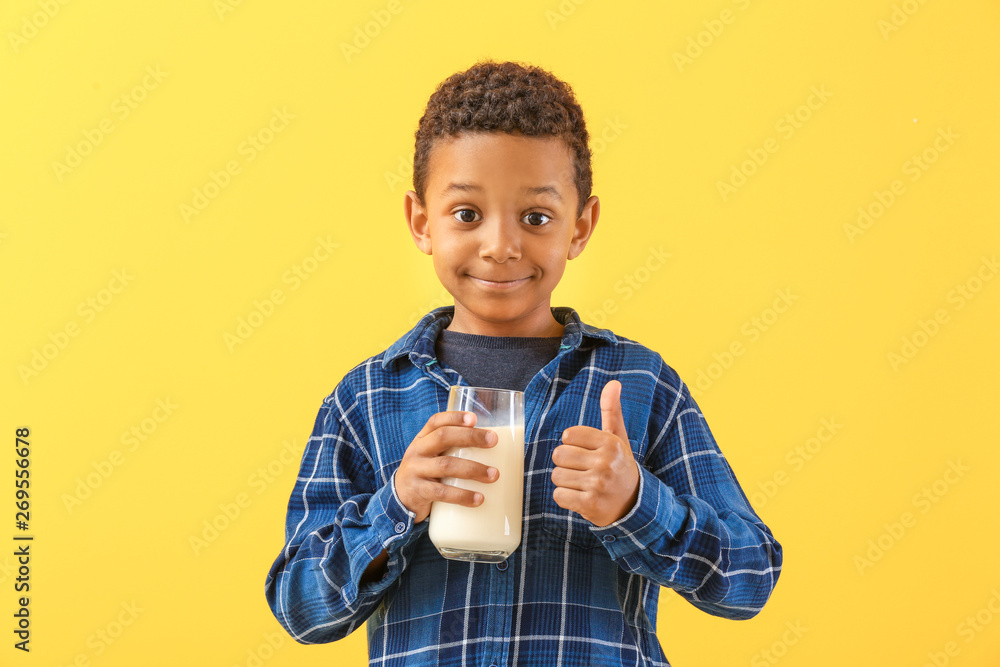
[603,535,616,543]
[496,561,508,571]
[394,522,406,534]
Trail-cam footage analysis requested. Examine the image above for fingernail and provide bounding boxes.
[464,413,473,425]
[474,493,483,504]
[487,467,498,479]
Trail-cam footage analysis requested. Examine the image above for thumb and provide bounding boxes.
[600,380,629,443]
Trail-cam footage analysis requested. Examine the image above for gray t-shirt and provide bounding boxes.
[434,328,562,392]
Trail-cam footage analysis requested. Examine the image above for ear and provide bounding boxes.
[404,190,432,255]
[567,195,600,260]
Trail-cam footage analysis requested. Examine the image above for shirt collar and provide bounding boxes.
[380,305,618,370]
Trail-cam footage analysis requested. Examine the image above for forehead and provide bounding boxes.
[425,132,575,199]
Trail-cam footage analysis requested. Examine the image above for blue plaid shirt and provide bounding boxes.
[265,306,782,666]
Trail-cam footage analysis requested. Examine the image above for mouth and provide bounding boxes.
[468,275,531,289]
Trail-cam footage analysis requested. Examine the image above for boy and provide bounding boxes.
[265,59,782,666]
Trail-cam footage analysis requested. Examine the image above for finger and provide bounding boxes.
[416,423,497,455]
[551,443,593,471]
[428,454,498,484]
[561,426,614,451]
[600,380,630,443]
[415,410,476,440]
[424,480,484,508]
[561,425,607,449]
[551,465,589,491]
[551,486,588,515]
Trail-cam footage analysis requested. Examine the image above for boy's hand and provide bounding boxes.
[551,380,640,528]
[395,411,499,524]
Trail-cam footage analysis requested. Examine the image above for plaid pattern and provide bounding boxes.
[265,306,782,666]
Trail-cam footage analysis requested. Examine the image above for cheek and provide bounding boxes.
[539,250,568,277]
[430,253,457,280]
[430,239,470,273]
[544,265,567,287]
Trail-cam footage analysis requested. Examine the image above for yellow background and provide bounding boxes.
[2,0,999,665]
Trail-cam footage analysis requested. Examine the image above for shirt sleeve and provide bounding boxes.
[264,380,426,643]
[588,371,783,620]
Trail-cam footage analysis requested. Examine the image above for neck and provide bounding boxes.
[446,306,564,338]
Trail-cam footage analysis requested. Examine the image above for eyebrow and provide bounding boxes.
[440,182,563,203]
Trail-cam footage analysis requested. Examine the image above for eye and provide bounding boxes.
[524,212,552,227]
[453,209,480,223]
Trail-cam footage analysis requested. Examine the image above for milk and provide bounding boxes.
[428,424,525,561]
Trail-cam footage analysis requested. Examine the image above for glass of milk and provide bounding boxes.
[428,386,525,563]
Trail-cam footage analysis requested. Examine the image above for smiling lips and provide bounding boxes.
[469,275,530,289]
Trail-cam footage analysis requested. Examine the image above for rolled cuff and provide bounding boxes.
[355,471,427,596]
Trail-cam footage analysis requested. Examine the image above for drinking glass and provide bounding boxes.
[428,386,525,563]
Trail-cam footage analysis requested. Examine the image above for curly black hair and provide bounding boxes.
[412,59,592,219]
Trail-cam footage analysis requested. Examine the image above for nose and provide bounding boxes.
[478,216,521,263]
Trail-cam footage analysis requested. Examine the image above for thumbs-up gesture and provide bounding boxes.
[551,380,641,527]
